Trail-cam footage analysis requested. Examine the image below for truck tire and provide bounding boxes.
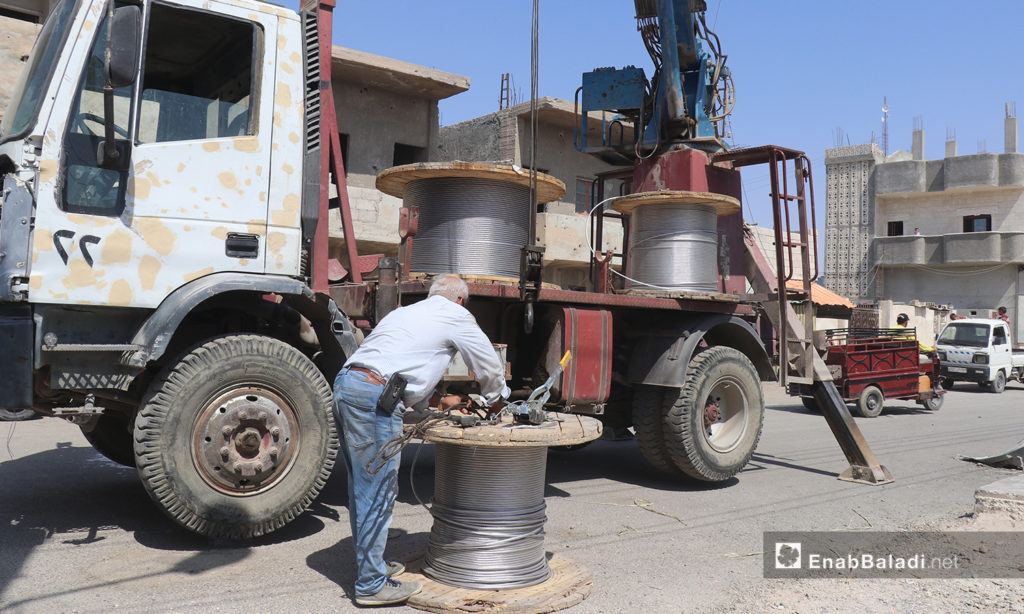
[81,414,136,467]
[134,335,337,539]
[632,385,679,475]
[662,347,764,482]
[991,370,1007,393]
[0,409,37,421]
[800,396,821,412]
[855,385,884,418]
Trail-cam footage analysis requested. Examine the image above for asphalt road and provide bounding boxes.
[1,382,1022,613]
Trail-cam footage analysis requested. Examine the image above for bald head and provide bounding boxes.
[428,274,469,304]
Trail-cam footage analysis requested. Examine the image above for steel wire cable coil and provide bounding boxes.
[423,443,551,589]
[406,177,531,278]
[627,202,719,292]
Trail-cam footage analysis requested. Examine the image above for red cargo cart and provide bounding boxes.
[790,328,945,417]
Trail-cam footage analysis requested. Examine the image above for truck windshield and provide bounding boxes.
[936,323,991,347]
[0,0,81,143]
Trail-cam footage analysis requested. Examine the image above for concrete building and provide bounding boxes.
[324,47,469,258]
[438,97,629,289]
[825,108,1024,345]
[747,225,852,331]
[823,144,883,303]
[0,2,47,123]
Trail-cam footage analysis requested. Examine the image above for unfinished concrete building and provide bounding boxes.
[438,98,628,290]
[324,47,469,259]
[823,144,883,304]
[825,108,1024,345]
[0,1,51,122]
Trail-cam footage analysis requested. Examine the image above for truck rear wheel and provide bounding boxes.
[662,347,764,482]
[81,413,136,467]
[855,385,884,418]
[134,335,337,539]
[632,385,678,475]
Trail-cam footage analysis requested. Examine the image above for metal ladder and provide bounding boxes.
[716,146,893,485]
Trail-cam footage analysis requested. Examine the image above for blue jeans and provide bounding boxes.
[332,367,404,596]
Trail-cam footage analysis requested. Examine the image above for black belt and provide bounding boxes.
[348,366,386,386]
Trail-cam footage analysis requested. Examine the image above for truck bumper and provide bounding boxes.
[941,363,990,383]
[0,304,34,408]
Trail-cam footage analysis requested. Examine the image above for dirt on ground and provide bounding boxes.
[721,511,1024,614]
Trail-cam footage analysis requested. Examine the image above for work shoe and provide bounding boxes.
[385,561,405,576]
[355,578,422,606]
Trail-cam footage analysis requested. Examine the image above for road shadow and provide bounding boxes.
[764,401,815,416]
[0,439,338,606]
[306,528,429,603]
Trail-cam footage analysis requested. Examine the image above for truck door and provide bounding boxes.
[30,0,278,308]
[993,324,1011,364]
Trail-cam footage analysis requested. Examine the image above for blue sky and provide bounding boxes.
[301,1,1024,231]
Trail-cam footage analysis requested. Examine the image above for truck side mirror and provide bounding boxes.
[97,3,141,170]
[106,4,142,89]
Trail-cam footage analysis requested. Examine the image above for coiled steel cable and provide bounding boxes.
[406,177,531,278]
[422,443,552,589]
[627,203,719,292]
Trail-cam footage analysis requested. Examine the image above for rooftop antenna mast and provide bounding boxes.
[881,96,889,157]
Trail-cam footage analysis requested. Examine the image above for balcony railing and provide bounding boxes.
[873,231,1024,266]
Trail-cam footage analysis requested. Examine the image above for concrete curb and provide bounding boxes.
[974,474,1024,522]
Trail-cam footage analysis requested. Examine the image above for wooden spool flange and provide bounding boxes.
[402,412,601,614]
[376,161,567,204]
[608,189,740,216]
[422,411,602,448]
[401,553,593,614]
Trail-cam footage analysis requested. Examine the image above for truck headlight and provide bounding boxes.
[973,354,989,364]
[936,350,946,360]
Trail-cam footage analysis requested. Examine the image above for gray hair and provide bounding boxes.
[428,274,469,303]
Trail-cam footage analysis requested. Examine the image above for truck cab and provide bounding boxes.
[0,0,360,539]
[935,318,1024,393]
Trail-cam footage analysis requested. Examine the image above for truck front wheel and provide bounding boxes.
[134,335,337,539]
[990,370,1007,393]
[662,347,764,482]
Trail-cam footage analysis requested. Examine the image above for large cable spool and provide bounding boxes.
[609,190,740,293]
[404,413,601,612]
[376,162,566,279]
[425,444,549,589]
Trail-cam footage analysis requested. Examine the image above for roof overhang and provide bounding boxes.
[330,46,469,101]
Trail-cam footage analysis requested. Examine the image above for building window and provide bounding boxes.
[339,133,349,176]
[393,142,427,166]
[886,221,904,236]
[963,214,992,232]
[575,177,594,214]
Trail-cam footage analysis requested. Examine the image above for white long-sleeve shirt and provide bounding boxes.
[344,295,510,406]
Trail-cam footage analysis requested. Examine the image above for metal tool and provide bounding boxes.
[508,350,572,425]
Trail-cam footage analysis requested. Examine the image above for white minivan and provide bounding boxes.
[935,319,1024,393]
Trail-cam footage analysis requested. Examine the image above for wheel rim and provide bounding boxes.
[702,375,748,453]
[192,386,300,496]
[866,392,880,411]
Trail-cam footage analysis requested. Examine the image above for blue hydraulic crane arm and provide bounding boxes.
[576,0,733,159]
[653,0,712,140]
